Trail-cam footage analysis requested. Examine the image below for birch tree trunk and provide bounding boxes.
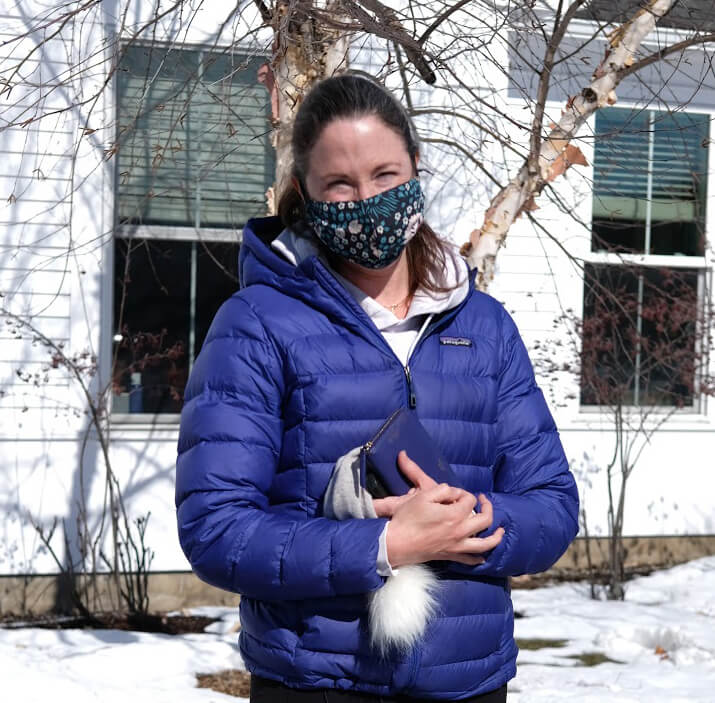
[262,1,352,212]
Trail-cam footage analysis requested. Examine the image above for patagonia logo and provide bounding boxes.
[440,336,472,347]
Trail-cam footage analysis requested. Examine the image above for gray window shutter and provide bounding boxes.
[592,109,650,222]
[117,45,274,228]
[592,108,709,249]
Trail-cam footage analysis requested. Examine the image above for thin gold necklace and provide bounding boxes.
[386,293,412,313]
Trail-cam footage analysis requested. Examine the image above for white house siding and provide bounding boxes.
[0,1,712,577]
[0,2,109,575]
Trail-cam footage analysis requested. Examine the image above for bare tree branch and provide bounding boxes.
[340,0,436,82]
[418,0,474,46]
[617,31,715,80]
[528,0,591,178]
[253,0,272,24]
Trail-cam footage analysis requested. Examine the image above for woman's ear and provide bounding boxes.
[414,151,420,174]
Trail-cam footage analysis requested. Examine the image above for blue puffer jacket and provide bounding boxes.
[176,216,579,699]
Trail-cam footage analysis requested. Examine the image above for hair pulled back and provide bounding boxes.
[277,73,459,295]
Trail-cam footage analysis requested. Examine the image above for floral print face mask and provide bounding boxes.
[304,177,425,269]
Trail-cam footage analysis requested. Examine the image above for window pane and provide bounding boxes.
[118,48,199,226]
[580,264,638,405]
[118,45,275,228]
[592,109,650,253]
[592,218,645,253]
[581,264,699,408]
[650,111,709,204]
[591,108,709,255]
[650,219,703,257]
[649,111,708,255]
[113,239,191,414]
[195,241,240,355]
[639,268,698,407]
[197,53,276,228]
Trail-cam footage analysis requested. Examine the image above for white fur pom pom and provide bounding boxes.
[367,564,440,656]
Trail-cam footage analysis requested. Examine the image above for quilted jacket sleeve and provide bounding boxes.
[448,308,579,578]
[175,295,388,601]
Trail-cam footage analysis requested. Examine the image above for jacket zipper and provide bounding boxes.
[400,271,477,409]
[401,313,432,409]
[404,365,416,409]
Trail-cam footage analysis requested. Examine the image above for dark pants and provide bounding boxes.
[250,675,507,703]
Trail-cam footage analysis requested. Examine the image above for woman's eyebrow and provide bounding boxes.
[322,172,351,181]
[321,163,401,182]
[371,162,401,172]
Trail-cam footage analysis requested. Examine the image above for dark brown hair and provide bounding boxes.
[277,74,460,295]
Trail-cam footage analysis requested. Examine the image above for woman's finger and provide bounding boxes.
[372,490,419,517]
[427,482,463,504]
[460,527,505,554]
[372,495,404,517]
[447,511,489,541]
[452,489,478,514]
[476,493,494,523]
[464,497,494,534]
[397,450,438,490]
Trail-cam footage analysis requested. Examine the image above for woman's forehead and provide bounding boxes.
[309,116,410,171]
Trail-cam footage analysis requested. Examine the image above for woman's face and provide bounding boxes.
[302,114,417,203]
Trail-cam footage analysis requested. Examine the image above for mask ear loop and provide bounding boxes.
[412,150,424,181]
[291,175,315,240]
[291,175,307,203]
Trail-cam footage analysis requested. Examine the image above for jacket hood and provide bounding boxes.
[239,216,311,294]
[240,216,363,326]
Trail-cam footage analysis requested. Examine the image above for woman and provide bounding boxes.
[175,74,579,702]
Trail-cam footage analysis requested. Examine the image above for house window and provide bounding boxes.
[580,107,710,408]
[111,44,274,415]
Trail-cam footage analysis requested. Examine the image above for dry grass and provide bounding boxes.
[196,669,251,698]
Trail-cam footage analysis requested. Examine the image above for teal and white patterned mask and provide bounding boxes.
[304,177,425,269]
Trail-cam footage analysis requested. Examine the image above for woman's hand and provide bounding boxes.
[379,451,505,567]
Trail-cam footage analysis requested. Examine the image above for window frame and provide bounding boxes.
[579,106,713,415]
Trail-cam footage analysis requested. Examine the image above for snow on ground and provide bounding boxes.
[509,556,715,702]
[0,607,244,703]
[1,557,713,702]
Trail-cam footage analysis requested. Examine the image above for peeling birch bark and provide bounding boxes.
[261,1,352,214]
[462,0,676,291]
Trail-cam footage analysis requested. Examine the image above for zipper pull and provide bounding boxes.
[405,366,417,409]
